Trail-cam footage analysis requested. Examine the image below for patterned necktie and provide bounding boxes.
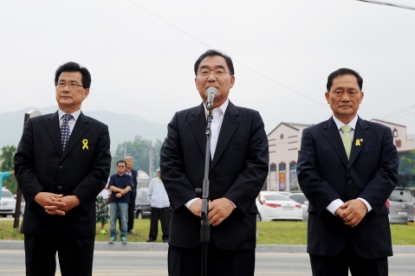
[61,114,72,151]
[341,125,352,160]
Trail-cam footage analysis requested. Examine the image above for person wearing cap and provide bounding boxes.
[146,168,170,243]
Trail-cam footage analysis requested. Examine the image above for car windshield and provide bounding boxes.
[290,194,306,204]
[263,194,293,201]
[1,190,12,198]
[389,190,412,202]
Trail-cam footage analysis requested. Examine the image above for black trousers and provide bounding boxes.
[168,243,255,276]
[149,207,170,240]
[24,233,94,276]
[128,195,136,231]
[310,238,388,276]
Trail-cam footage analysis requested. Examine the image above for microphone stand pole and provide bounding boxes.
[196,107,213,276]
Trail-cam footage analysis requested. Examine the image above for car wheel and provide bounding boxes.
[256,213,262,221]
[136,211,142,219]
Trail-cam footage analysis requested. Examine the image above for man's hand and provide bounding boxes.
[208,198,234,226]
[189,198,203,217]
[35,192,65,215]
[45,195,81,216]
[338,199,368,227]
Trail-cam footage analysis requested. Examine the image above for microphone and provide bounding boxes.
[206,87,217,111]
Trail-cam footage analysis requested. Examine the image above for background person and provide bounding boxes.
[0,170,14,200]
[160,50,268,276]
[124,156,139,234]
[96,184,110,235]
[14,61,111,276]
[108,160,132,244]
[297,68,399,276]
[146,168,170,243]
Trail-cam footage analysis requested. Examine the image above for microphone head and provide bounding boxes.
[206,87,217,97]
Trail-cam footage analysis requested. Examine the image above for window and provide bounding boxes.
[270,163,276,172]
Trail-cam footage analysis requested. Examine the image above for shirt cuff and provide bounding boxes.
[185,198,199,209]
[326,199,344,215]
[357,197,372,212]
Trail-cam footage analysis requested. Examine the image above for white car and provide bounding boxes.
[0,188,16,217]
[257,192,303,221]
[288,193,309,221]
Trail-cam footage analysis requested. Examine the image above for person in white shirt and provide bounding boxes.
[96,181,110,235]
[146,168,170,243]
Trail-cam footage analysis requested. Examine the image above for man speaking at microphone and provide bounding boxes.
[160,49,269,276]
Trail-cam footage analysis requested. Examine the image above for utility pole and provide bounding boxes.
[149,147,153,179]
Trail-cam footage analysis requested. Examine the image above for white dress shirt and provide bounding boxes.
[58,109,81,134]
[185,100,229,209]
[147,177,170,208]
[326,115,372,215]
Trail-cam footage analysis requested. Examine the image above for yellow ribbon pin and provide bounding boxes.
[82,139,89,150]
[355,139,361,146]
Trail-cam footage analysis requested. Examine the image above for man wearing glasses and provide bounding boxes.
[14,62,111,276]
[160,50,269,275]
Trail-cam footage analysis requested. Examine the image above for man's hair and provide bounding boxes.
[54,62,91,88]
[326,68,363,91]
[117,160,126,166]
[194,50,234,76]
[125,156,134,161]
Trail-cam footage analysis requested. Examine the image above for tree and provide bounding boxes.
[111,136,162,177]
[0,145,18,194]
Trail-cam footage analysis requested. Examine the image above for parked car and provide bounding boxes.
[0,188,16,217]
[388,188,414,224]
[256,192,302,221]
[275,191,293,197]
[288,193,309,221]
[134,188,151,219]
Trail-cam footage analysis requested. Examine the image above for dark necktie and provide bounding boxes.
[61,114,72,151]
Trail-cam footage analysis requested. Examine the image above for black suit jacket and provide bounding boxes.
[297,117,398,259]
[160,101,269,250]
[14,111,111,236]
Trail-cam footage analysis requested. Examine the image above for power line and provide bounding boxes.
[354,0,415,10]
[126,0,327,107]
[378,104,415,119]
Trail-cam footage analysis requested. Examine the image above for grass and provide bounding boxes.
[1,219,414,245]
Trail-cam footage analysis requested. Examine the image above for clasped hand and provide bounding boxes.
[189,198,234,226]
[335,199,368,227]
[34,192,80,216]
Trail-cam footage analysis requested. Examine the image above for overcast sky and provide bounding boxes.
[1,0,414,135]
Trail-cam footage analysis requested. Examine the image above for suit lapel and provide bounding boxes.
[46,112,63,155]
[61,112,88,160]
[348,117,370,169]
[189,104,207,157]
[210,102,240,170]
[322,117,349,168]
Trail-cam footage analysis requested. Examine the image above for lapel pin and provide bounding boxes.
[82,139,89,150]
[355,139,362,146]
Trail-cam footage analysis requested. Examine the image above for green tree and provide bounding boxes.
[111,136,162,177]
[0,145,18,194]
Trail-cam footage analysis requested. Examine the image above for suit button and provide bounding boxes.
[59,166,64,169]
[58,186,62,190]
[348,180,352,185]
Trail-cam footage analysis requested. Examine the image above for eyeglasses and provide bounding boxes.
[198,68,228,77]
[117,165,125,168]
[56,82,83,89]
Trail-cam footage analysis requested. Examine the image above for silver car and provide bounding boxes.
[388,188,414,224]
[0,188,16,217]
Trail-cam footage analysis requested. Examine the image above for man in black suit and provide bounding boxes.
[297,68,399,276]
[14,62,111,276]
[160,50,269,276]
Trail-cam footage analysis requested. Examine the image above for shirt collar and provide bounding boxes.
[332,115,358,131]
[58,109,81,121]
[203,99,229,116]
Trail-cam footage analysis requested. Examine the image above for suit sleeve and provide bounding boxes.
[297,128,344,215]
[14,119,44,207]
[223,111,269,214]
[160,112,197,212]
[72,123,111,211]
[358,127,398,215]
